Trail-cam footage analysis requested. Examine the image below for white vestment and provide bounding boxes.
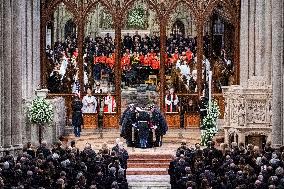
[104,96,116,113]
[82,95,97,113]
[59,58,68,78]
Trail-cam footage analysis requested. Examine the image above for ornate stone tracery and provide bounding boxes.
[40,0,240,117]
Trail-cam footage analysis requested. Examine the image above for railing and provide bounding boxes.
[176,93,225,119]
[47,92,225,127]
[47,93,118,126]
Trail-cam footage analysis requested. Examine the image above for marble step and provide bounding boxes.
[126,168,168,175]
[128,158,171,164]
[128,162,169,168]
[129,154,172,159]
[127,175,170,183]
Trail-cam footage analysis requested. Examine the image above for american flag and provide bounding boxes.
[73,80,81,98]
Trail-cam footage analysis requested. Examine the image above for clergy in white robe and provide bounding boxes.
[59,56,68,78]
[82,88,97,113]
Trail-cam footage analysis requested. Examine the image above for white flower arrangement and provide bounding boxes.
[127,7,146,29]
[28,97,54,125]
[201,99,220,145]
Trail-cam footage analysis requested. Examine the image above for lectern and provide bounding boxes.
[83,113,98,129]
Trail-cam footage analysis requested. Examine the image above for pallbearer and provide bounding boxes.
[120,104,136,147]
[150,105,168,147]
[136,107,152,148]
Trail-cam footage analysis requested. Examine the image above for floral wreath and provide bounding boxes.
[127,6,147,29]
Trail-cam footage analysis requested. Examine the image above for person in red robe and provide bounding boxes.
[151,55,160,70]
[148,49,156,59]
[186,48,193,62]
[173,49,179,62]
[104,92,116,113]
[139,52,145,65]
[73,48,79,58]
[143,54,151,67]
[100,53,107,65]
[106,53,115,69]
[121,53,130,70]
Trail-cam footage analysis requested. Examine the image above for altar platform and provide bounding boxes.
[64,128,201,154]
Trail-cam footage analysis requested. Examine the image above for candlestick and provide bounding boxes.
[209,71,212,111]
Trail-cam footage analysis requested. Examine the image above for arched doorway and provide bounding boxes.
[172,19,185,37]
[64,19,76,40]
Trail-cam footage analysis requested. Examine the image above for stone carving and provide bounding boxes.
[247,76,269,89]
[222,79,272,145]
[246,100,266,123]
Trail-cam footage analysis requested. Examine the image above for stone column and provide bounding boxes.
[248,0,256,78]
[25,0,33,99]
[0,1,3,148]
[271,0,283,147]
[11,0,23,147]
[240,0,249,86]
[32,0,41,91]
[2,0,12,148]
[264,0,272,84]
[254,0,264,76]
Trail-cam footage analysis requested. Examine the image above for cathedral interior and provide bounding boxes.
[0,0,283,188]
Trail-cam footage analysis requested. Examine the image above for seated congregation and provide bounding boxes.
[169,141,284,189]
[0,140,129,189]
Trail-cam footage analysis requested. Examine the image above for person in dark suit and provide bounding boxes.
[120,104,136,147]
[137,111,151,148]
[150,105,168,147]
[72,95,83,137]
[123,33,132,51]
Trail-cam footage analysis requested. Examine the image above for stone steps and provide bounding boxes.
[128,159,171,164]
[127,168,168,175]
[127,154,171,175]
[128,162,169,168]
[127,175,171,189]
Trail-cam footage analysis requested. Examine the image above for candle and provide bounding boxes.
[209,71,212,111]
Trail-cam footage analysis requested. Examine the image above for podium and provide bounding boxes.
[184,113,200,128]
[103,113,119,128]
[83,113,98,129]
[165,112,180,129]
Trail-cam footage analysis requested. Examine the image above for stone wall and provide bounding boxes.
[23,97,66,147]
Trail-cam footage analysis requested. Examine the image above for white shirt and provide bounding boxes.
[180,64,190,76]
[165,94,179,106]
[105,96,116,113]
